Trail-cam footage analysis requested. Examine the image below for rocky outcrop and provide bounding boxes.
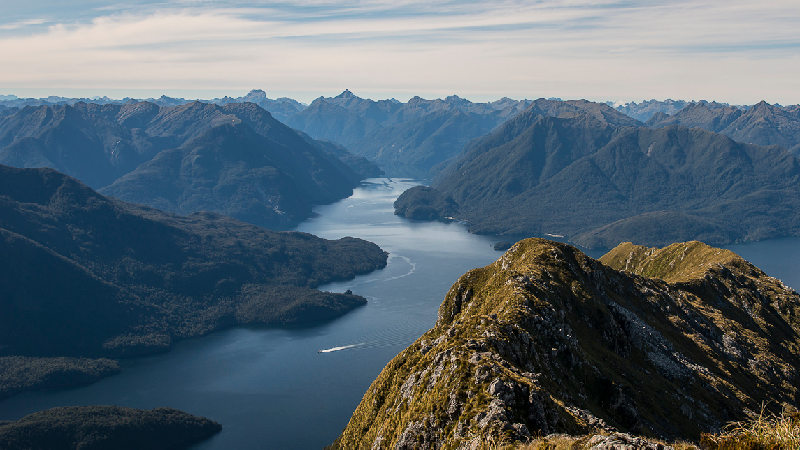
[334,239,800,448]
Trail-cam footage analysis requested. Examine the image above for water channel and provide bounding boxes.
[1,178,798,449]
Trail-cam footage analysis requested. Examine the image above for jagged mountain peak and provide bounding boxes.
[444,94,470,106]
[245,89,268,100]
[335,89,357,99]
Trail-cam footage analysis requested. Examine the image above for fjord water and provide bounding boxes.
[0,179,504,449]
[1,178,799,449]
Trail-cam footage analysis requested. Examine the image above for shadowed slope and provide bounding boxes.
[0,164,388,359]
[396,106,800,248]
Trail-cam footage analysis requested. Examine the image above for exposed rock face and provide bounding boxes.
[334,239,800,448]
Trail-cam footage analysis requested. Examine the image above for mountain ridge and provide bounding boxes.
[285,90,533,177]
[0,100,379,229]
[647,100,800,155]
[334,238,800,448]
[395,101,800,248]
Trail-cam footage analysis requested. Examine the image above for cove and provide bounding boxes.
[0,178,798,449]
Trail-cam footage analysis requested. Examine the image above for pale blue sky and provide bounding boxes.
[1,1,799,104]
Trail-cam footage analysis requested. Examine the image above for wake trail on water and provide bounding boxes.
[318,319,428,355]
[342,254,417,288]
[318,343,365,353]
[381,255,416,282]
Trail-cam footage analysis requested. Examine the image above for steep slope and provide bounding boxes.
[309,137,384,180]
[0,102,162,187]
[648,101,800,154]
[335,239,800,448]
[0,164,387,359]
[645,101,742,132]
[427,99,636,207]
[285,91,532,177]
[396,107,800,247]
[101,121,359,229]
[0,101,373,227]
[0,406,221,450]
[0,106,14,120]
[354,108,502,177]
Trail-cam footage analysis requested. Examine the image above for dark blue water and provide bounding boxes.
[0,178,798,449]
[0,179,504,449]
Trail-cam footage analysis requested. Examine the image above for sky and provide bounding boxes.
[0,0,799,104]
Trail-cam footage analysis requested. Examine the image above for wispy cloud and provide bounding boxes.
[0,0,798,103]
[0,18,50,31]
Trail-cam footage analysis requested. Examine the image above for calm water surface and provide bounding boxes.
[0,178,798,449]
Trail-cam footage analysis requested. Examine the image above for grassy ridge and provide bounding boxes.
[334,239,800,448]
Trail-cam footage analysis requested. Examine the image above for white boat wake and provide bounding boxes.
[318,343,364,353]
[381,255,416,282]
[342,254,416,287]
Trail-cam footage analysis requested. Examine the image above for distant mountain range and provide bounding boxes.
[0,89,305,123]
[613,99,692,122]
[4,91,800,247]
[0,164,387,394]
[646,100,800,155]
[5,91,799,175]
[395,98,800,248]
[1,90,531,179]
[0,100,380,229]
[283,90,533,178]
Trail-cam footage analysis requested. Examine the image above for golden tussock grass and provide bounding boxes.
[700,406,800,450]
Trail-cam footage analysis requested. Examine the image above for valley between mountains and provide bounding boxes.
[1,91,800,449]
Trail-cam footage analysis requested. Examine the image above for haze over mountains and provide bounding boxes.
[646,100,800,155]
[395,98,800,248]
[3,90,800,248]
[0,90,305,123]
[283,90,532,177]
[1,90,533,179]
[612,99,690,122]
[0,100,379,229]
